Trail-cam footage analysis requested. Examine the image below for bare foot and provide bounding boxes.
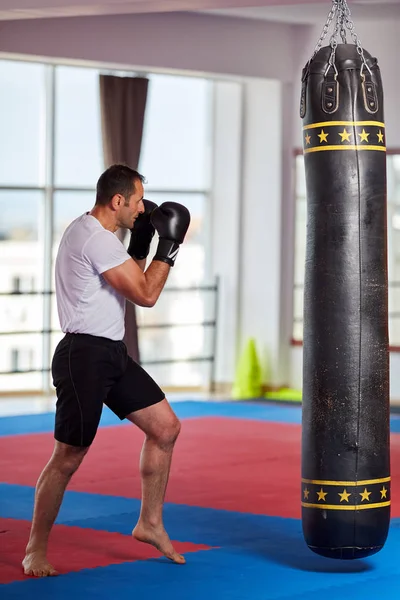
[22,553,58,577]
[132,522,186,564]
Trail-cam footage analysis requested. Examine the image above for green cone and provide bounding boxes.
[232,338,262,399]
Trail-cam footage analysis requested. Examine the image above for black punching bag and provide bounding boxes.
[300,41,390,559]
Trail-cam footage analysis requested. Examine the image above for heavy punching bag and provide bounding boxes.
[300,0,390,559]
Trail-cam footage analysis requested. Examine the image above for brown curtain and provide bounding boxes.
[99,74,149,363]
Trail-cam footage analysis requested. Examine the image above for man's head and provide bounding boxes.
[96,164,146,229]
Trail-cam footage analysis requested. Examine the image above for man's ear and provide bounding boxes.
[110,194,122,211]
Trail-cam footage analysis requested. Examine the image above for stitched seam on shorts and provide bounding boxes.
[68,336,85,446]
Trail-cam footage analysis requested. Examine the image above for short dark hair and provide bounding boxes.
[95,164,146,206]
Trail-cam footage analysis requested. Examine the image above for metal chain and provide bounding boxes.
[310,0,372,75]
[310,0,339,60]
[328,2,342,50]
[340,0,371,73]
[339,9,347,44]
[325,0,343,77]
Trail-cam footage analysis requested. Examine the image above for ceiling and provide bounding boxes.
[204,0,400,24]
[0,0,399,23]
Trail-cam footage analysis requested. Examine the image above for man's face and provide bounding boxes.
[117,180,145,229]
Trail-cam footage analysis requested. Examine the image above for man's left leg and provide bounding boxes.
[22,442,89,576]
[126,398,185,564]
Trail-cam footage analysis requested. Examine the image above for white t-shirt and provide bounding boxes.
[55,213,131,341]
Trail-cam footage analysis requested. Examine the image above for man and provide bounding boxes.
[22,164,191,577]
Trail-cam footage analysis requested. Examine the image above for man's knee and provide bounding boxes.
[51,441,89,477]
[169,416,181,442]
[154,415,181,448]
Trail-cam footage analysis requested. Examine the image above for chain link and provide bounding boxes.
[339,9,347,44]
[310,0,371,75]
[311,0,339,59]
[328,2,342,50]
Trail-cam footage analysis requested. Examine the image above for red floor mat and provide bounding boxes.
[0,418,398,519]
[0,517,211,584]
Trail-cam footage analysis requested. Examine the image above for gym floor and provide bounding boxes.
[1,398,400,599]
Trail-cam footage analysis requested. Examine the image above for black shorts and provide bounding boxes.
[51,333,165,447]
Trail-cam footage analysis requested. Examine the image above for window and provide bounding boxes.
[0,60,46,186]
[140,75,212,190]
[144,192,207,286]
[0,59,214,393]
[53,190,94,244]
[10,348,35,373]
[54,66,103,187]
[136,75,212,386]
[387,155,400,346]
[0,189,44,390]
[293,152,400,347]
[12,276,35,293]
[293,154,306,343]
[134,192,210,385]
[0,61,45,390]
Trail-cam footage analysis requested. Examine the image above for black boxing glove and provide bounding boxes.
[151,202,191,266]
[127,199,158,260]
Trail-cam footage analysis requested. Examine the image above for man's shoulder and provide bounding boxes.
[65,214,110,243]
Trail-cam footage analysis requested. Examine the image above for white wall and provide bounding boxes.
[210,81,243,385]
[210,78,287,388]
[278,81,296,385]
[238,79,283,387]
[0,12,296,81]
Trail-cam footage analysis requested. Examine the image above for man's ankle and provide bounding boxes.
[25,542,47,556]
[136,516,163,529]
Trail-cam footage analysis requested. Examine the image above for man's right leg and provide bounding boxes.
[22,441,89,577]
[24,332,127,576]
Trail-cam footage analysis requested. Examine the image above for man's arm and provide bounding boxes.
[104,200,191,308]
[102,258,169,308]
[104,197,162,305]
[133,258,146,272]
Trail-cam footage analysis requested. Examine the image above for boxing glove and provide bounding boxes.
[151,202,191,266]
[127,199,158,260]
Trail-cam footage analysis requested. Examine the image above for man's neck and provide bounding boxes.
[89,206,118,233]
